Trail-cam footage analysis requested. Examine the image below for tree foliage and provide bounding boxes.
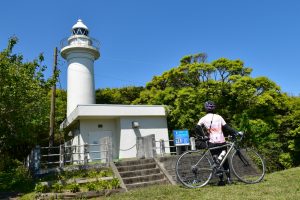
[96,86,144,104]
[48,89,67,143]
[0,38,53,170]
[134,53,300,171]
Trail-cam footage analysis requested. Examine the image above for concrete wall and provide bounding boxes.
[71,116,170,161]
[119,116,170,159]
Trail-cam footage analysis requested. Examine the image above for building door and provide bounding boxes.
[88,131,112,162]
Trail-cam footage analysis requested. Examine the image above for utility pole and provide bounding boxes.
[49,47,58,147]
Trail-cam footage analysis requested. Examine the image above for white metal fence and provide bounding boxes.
[155,137,196,157]
[26,137,112,174]
[26,135,196,174]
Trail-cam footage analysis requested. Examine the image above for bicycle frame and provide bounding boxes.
[176,134,266,188]
[200,139,237,172]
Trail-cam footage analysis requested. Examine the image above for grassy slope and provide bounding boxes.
[98,167,300,200]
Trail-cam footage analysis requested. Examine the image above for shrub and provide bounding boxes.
[86,182,97,191]
[110,178,120,189]
[52,182,63,193]
[34,183,49,193]
[99,170,109,177]
[69,183,80,193]
[0,160,34,192]
[98,180,110,189]
[87,169,98,178]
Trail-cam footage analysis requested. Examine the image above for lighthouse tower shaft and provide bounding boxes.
[61,19,100,116]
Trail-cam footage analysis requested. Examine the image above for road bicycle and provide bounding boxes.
[175,133,266,188]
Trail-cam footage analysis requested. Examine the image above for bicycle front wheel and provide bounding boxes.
[175,150,213,188]
[231,148,266,184]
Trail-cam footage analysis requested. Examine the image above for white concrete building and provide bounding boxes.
[60,20,169,161]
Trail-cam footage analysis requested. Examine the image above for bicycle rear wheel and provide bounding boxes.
[231,148,266,184]
[175,150,213,188]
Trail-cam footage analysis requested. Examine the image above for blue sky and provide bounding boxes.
[1,0,300,95]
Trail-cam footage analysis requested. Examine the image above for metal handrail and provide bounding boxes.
[155,139,181,156]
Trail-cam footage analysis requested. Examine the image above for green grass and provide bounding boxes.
[94,167,300,200]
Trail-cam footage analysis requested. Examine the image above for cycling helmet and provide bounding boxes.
[204,101,216,112]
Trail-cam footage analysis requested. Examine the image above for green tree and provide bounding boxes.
[49,89,67,143]
[96,86,144,104]
[134,53,300,171]
[0,37,52,169]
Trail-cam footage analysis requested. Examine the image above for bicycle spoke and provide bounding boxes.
[175,150,213,188]
[231,148,266,184]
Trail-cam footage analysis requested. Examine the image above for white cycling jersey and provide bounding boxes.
[197,113,226,143]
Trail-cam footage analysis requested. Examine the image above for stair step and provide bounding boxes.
[115,158,155,167]
[119,168,161,178]
[117,163,157,172]
[122,173,165,184]
[126,179,168,190]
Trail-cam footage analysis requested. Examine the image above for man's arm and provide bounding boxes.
[195,124,205,136]
[222,124,238,136]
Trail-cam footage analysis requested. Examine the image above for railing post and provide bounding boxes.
[59,144,65,168]
[27,148,35,172]
[105,138,109,164]
[101,137,112,166]
[190,137,196,151]
[144,134,156,158]
[84,143,88,165]
[152,135,157,157]
[34,145,41,174]
[71,144,74,164]
[105,138,110,165]
[108,137,112,165]
[136,137,145,159]
[160,139,165,157]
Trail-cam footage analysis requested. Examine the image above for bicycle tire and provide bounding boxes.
[231,148,266,184]
[175,150,213,188]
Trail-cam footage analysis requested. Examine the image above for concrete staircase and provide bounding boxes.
[114,158,169,190]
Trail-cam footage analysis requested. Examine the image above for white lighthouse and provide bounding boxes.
[61,19,100,116]
[60,20,170,161]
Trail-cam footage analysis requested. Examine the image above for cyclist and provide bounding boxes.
[195,100,238,186]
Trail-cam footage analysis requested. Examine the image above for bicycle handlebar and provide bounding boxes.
[194,131,244,143]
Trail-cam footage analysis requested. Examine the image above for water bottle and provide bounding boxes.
[213,155,220,166]
[218,150,226,161]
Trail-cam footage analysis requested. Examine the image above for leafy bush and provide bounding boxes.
[98,180,110,190]
[34,183,49,193]
[98,169,113,178]
[0,160,34,192]
[110,178,120,189]
[86,182,97,191]
[87,169,99,178]
[69,183,80,193]
[52,182,63,193]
